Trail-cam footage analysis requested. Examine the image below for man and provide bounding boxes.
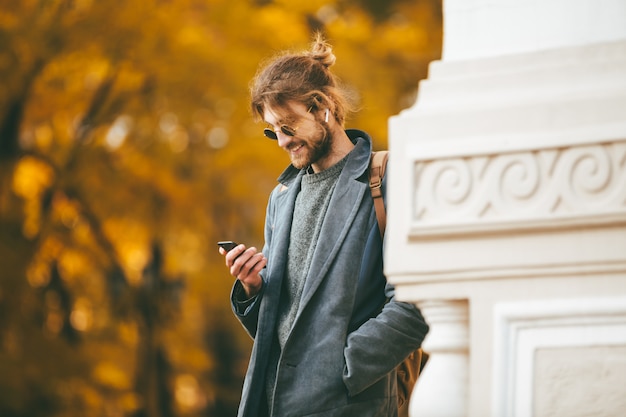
[219,33,429,417]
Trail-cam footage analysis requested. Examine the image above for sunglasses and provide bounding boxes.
[263,124,299,140]
[263,108,328,140]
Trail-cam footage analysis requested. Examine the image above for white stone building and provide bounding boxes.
[385,1,626,416]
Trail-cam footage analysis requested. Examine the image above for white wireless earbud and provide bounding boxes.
[325,109,329,123]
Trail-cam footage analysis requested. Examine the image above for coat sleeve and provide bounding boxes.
[229,184,279,339]
[343,284,429,396]
[230,280,264,338]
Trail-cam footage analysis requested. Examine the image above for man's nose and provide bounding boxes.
[276,131,292,148]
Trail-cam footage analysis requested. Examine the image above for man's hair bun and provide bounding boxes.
[309,32,336,68]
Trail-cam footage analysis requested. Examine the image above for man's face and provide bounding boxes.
[263,102,332,170]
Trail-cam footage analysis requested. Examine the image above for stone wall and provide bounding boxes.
[385,1,626,416]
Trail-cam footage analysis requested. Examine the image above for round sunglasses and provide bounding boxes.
[263,108,328,140]
[263,124,298,140]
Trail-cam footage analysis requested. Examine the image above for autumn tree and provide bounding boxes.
[0,1,441,416]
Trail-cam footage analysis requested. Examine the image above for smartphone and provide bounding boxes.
[217,241,239,252]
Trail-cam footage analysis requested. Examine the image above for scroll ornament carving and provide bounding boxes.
[413,141,626,233]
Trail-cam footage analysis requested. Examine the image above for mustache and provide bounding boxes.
[286,141,304,151]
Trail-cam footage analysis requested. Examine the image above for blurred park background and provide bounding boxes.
[0,1,442,416]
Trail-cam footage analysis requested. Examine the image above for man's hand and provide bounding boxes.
[219,244,266,298]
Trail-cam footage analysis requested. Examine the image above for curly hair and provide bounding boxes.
[249,32,356,125]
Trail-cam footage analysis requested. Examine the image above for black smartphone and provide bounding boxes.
[217,241,239,252]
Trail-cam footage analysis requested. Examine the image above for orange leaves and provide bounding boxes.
[174,374,206,412]
[12,156,55,199]
[0,1,442,415]
[92,362,133,390]
[253,5,310,46]
[101,217,151,285]
[12,156,55,238]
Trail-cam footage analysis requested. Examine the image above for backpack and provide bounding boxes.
[369,151,429,413]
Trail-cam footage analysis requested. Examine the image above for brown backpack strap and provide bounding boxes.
[370,151,429,411]
[369,151,429,410]
[369,151,389,238]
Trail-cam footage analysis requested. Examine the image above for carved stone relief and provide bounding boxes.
[412,140,626,237]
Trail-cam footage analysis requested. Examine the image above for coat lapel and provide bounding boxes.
[297,135,372,315]
[262,174,302,319]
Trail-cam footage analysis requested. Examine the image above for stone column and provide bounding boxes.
[385,0,626,416]
[409,300,469,417]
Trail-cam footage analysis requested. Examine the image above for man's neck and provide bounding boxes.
[310,129,354,173]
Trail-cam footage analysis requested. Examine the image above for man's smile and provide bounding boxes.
[287,143,304,154]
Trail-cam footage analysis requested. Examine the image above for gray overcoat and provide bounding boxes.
[231,130,429,417]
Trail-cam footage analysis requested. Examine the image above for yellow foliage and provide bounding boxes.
[26,260,51,288]
[0,0,442,415]
[11,156,55,237]
[34,124,54,150]
[70,297,94,331]
[116,64,148,93]
[58,249,90,283]
[118,321,139,347]
[79,383,104,409]
[254,6,309,46]
[101,218,152,284]
[174,374,204,411]
[92,362,131,390]
[51,192,80,228]
[176,24,209,48]
[12,156,55,199]
[327,8,373,43]
[118,392,141,412]
[21,197,42,238]
[0,9,19,29]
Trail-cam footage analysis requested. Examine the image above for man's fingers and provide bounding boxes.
[232,251,264,280]
[244,253,266,274]
[249,256,267,276]
[228,247,254,276]
[224,244,246,266]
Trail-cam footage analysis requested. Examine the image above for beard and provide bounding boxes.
[288,124,332,170]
